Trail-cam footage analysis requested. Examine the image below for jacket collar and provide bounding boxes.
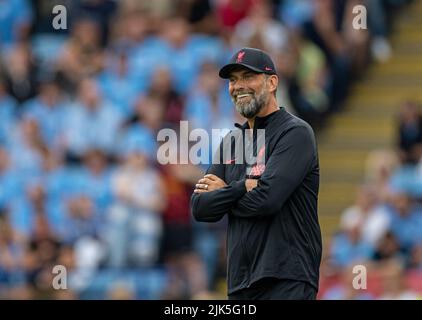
[234,107,283,130]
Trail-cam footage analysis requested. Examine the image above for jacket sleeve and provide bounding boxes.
[231,125,316,219]
[191,176,247,222]
[190,134,247,223]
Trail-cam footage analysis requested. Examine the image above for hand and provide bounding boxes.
[245,179,258,192]
[194,174,227,193]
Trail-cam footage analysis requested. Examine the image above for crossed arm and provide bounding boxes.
[194,174,258,194]
[190,125,316,222]
[189,173,256,222]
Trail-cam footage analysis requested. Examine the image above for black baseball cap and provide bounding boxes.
[219,47,277,79]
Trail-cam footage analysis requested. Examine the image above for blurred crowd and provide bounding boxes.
[0,0,415,299]
[319,100,422,300]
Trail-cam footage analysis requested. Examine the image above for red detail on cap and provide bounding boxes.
[264,67,272,71]
[236,51,245,63]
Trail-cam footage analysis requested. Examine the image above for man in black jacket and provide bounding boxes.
[190,48,322,300]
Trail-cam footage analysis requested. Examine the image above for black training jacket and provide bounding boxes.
[190,107,322,294]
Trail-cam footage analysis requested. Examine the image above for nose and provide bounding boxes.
[230,80,247,95]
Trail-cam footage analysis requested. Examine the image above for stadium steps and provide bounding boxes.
[316,0,422,241]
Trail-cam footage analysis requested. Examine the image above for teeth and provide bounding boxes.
[237,94,251,98]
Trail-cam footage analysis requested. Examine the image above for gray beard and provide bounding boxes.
[233,90,268,119]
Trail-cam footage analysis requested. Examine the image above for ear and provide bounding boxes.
[268,75,278,94]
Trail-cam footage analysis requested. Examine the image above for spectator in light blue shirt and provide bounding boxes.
[133,19,198,96]
[0,78,18,146]
[42,151,72,202]
[58,194,104,245]
[278,0,314,29]
[118,124,157,162]
[160,18,219,95]
[183,62,236,169]
[0,147,23,208]
[97,48,142,118]
[104,129,164,268]
[330,216,374,268]
[184,62,235,133]
[387,192,422,250]
[22,75,67,149]
[0,0,33,48]
[6,117,44,176]
[7,182,64,240]
[72,149,114,214]
[35,153,74,237]
[129,24,227,97]
[128,36,169,96]
[63,78,123,158]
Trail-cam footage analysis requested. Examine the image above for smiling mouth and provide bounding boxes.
[235,93,253,100]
